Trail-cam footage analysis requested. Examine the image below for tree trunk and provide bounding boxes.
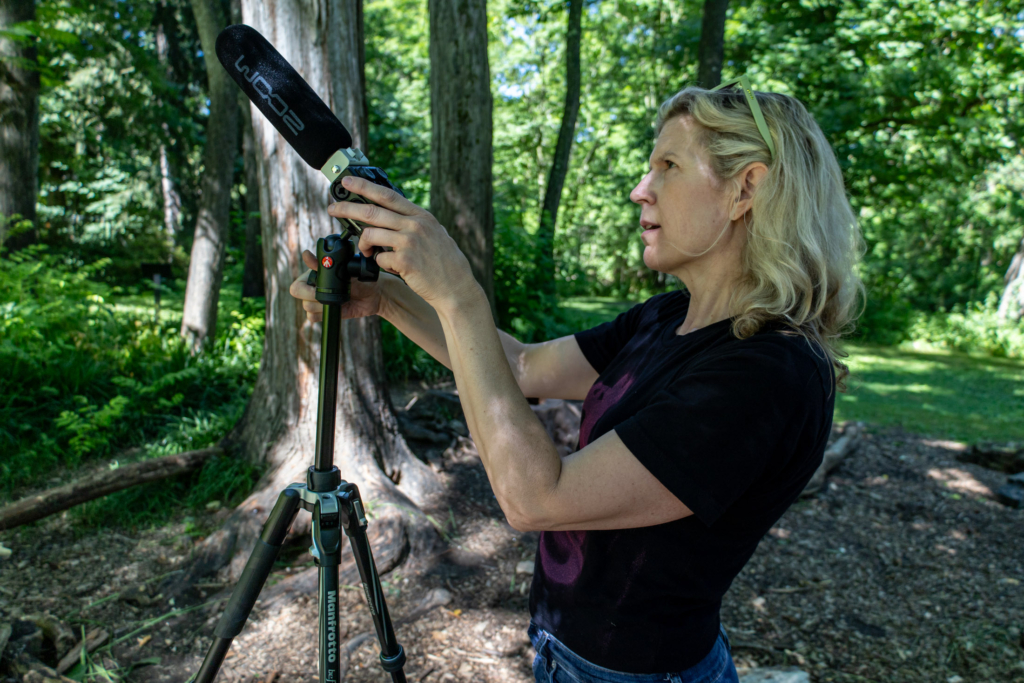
[998,233,1024,321]
[0,0,39,252]
[536,0,583,297]
[179,0,240,350]
[240,101,265,299]
[429,0,495,315]
[179,0,443,588]
[155,3,183,251]
[696,0,729,89]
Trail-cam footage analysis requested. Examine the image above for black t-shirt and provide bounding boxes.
[528,290,834,673]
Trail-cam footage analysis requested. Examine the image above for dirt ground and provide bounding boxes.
[1,386,1022,683]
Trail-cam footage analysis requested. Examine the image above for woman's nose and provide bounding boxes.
[630,173,653,204]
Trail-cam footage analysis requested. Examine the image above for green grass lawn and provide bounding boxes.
[558,296,638,329]
[836,343,1024,443]
[560,297,1024,444]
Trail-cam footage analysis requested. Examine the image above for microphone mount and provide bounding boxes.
[321,147,406,238]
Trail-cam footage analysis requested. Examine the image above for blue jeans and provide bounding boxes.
[529,622,739,683]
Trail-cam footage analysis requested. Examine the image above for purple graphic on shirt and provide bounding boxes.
[538,372,634,586]
[578,372,634,449]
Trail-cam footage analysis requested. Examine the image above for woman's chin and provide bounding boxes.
[642,247,663,272]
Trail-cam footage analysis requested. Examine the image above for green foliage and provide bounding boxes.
[381,319,452,385]
[0,247,262,500]
[34,0,206,277]
[492,0,676,302]
[365,0,431,207]
[728,0,1024,338]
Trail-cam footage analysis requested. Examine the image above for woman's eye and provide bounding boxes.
[665,161,676,169]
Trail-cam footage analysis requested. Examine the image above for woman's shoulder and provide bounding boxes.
[709,325,835,394]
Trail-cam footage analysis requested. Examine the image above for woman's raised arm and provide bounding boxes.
[380,274,598,401]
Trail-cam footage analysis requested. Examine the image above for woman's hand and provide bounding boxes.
[288,249,385,323]
[328,176,481,312]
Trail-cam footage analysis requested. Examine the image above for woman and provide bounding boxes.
[291,81,863,683]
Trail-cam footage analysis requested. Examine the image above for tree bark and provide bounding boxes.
[180,0,240,350]
[536,0,583,297]
[0,0,39,252]
[696,0,729,89]
[998,232,1024,321]
[180,0,443,588]
[429,0,495,315]
[0,448,222,530]
[240,101,265,299]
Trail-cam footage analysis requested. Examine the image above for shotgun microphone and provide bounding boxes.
[215,24,403,236]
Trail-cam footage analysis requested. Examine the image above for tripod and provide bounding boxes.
[190,234,407,683]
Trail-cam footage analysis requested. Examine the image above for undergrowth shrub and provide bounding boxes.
[905,294,1024,359]
[0,247,263,502]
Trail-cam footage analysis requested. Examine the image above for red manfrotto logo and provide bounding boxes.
[322,256,334,269]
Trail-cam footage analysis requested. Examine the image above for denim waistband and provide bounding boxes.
[528,622,734,683]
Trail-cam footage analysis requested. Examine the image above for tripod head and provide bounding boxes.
[308,233,380,305]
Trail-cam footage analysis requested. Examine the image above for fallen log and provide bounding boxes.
[801,422,863,496]
[0,447,223,530]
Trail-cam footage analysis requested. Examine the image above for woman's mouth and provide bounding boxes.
[641,224,661,240]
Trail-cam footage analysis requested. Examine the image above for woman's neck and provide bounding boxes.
[674,255,743,336]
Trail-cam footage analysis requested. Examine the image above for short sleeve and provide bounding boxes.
[574,302,646,374]
[614,338,826,526]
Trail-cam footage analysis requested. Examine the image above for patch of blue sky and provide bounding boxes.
[498,83,527,98]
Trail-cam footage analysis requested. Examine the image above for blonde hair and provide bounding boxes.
[656,86,865,388]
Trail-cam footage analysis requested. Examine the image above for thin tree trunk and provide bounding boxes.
[155,4,182,251]
[159,143,182,246]
[240,101,265,299]
[429,0,495,315]
[0,0,39,252]
[696,0,729,89]
[536,0,583,297]
[998,233,1024,321]
[178,0,442,588]
[180,0,239,350]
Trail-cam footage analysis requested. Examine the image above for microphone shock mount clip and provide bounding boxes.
[321,148,405,238]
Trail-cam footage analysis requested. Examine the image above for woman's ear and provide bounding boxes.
[730,162,769,221]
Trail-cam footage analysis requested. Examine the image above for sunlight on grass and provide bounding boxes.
[559,297,638,329]
[838,343,1024,443]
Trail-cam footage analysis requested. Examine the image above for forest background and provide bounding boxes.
[1,0,1023,512]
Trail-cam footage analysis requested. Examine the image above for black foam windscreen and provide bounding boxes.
[215,24,352,170]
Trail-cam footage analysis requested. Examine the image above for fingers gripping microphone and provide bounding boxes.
[215,24,403,238]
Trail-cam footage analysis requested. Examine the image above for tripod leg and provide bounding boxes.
[346,520,407,683]
[190,487,302,683]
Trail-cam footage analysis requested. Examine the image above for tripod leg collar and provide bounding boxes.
[379,644,406,673]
